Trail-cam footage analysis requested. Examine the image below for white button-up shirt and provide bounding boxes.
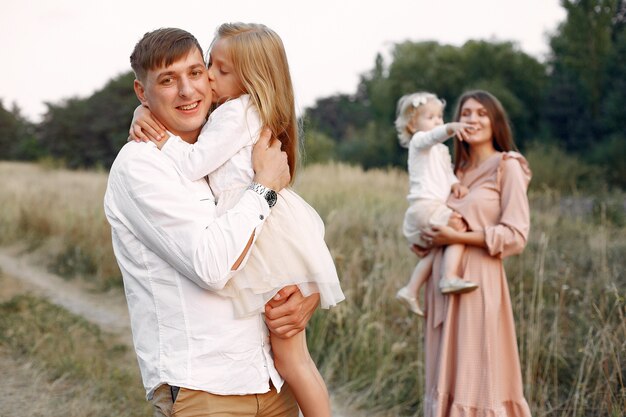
[104,141,283,400]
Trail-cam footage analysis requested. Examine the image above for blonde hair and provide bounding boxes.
[394,92,444,147]
[212,23,299,181]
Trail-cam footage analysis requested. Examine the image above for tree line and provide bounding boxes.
[1,0,624,188]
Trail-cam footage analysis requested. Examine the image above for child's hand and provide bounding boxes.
[128,105,167,143]
[451,183,469,198]
[447,211,468,232]
[445,122,474,142]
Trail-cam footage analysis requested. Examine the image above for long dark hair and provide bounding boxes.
[452,90,517,172]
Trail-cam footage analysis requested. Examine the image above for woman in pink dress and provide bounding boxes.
[418,90,533,417]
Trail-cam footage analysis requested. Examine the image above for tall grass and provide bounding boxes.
[1,161,624,416]
[0,292,151,416]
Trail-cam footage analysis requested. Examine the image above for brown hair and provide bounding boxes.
[212,23,299,181]
[452,90,517,172]
[130,28,203,81]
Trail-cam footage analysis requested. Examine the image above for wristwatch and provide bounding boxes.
[247,182,278,208]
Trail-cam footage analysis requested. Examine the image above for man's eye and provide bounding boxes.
[161,78,172,85]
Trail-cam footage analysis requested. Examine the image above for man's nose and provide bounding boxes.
[178,77,193,97]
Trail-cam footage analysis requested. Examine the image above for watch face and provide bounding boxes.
[266,190,278,207]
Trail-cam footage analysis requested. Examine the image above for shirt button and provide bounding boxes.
[259,214,265,220]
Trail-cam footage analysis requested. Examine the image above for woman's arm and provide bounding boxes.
[422,225,487,249]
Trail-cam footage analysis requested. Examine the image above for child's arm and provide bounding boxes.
[162,98,261,181]
[411,122,473,150]
[128,105,167,143]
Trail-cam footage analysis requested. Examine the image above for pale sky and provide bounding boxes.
[1,0,566,122]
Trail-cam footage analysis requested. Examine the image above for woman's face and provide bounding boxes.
[458,98,493,146]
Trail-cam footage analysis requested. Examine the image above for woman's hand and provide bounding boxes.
[264,285,320,339]
[411,244,430,258]
[422,224,459,247]
[128,105,168,144]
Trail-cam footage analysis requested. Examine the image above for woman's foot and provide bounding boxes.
[396,287,424,316]
[439,277,478,294]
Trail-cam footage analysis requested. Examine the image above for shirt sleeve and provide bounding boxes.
[104,144,270,291]
[485,153,532,258]
[409,125,451,150]
[161,97,262,181]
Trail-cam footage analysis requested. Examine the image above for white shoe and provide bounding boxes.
[396,287,424,316]
[439,277,479,295]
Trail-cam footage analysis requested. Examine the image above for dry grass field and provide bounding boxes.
[0,160,624,416]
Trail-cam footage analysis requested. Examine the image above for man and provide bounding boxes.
[104,28,318,416]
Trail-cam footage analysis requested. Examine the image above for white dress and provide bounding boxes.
[162,95,344,317]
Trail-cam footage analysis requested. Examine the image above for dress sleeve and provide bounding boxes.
[161,96,262,181]
[485,152,532,258]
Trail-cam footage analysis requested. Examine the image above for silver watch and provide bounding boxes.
[247,182,278,208]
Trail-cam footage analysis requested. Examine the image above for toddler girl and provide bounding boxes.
[131,23,342,417]
[395,92,478,316]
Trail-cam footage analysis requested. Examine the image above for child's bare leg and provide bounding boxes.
[396,252,434,316]
[271,330,330,417]
[439,244,478,294]
[406,251,434,294]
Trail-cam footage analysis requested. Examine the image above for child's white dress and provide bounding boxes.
[162,95,344,317]
[402,125,459,247]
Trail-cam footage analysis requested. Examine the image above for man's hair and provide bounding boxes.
[130,28,203,81]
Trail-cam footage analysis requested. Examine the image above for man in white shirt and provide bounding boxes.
[104,28,319,417]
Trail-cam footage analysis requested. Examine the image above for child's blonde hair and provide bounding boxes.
[212,23,299,181]
[394,92,445,148]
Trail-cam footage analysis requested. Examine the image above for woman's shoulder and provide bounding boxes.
[496,151,532,185]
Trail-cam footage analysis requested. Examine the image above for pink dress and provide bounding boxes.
[423,151,533,417]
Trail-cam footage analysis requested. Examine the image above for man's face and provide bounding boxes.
[134,48,211,143]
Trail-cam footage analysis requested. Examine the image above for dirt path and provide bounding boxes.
[0,245,359,417]
[0,245,132,344]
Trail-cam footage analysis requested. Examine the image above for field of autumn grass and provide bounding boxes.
[0,148,624,416]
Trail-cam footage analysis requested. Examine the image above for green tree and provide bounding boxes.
[305,40,547,169]
[39,71,138,168]
[0,100,40,160]
[546,0,618,151]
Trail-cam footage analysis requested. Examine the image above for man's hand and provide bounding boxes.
[252,128,290,192]
[264,285,320,339]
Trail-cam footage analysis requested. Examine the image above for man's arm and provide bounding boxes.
[104,130,288,290]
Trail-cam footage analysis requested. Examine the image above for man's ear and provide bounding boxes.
[134,79,148,106]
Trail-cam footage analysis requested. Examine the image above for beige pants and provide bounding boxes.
[403,198,453,247]
[150,383,298,417]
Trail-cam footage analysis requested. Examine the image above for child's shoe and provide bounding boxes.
[396,286,424,316]
[439,277,478,295]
